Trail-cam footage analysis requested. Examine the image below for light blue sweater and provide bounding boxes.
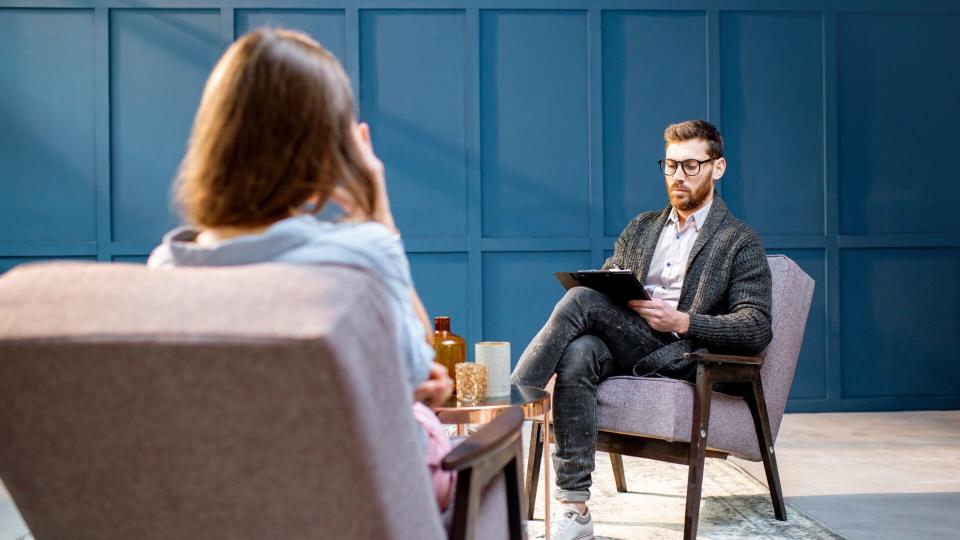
[147,214,435,393]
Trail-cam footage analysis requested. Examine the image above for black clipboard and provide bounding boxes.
[554,270,651,303]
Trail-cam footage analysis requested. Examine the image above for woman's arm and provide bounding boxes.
[410,289,434,346]
[335,122,450,403]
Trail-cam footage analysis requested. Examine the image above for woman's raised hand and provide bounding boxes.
[330,122,397,233]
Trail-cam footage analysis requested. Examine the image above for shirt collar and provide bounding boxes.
[160,214,315,266]
[668,198,713,232]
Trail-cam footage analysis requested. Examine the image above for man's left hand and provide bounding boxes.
[628,298,690,335]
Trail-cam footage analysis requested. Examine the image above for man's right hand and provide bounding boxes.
[628,297,690,335]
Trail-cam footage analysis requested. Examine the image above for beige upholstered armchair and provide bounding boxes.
[526,254,815,539]
[0,262,524,540]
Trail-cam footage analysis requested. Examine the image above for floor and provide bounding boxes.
[1,410,958,539]
[730,410,960,540]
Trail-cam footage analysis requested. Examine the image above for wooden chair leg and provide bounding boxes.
[684,366,714,540]
[609,452,628,493]
[746,376,787,521]
[525,419,543,520]
[449,468,479,540]
[504,447,525,540]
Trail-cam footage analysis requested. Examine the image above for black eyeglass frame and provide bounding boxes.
[658,158,717,176]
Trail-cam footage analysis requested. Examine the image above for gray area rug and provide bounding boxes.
[527,452,845,539]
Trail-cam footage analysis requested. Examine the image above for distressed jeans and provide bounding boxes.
[510,286,674,502]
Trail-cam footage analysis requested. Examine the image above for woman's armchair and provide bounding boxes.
[0,262,523,540]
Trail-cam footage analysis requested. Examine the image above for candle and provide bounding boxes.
[475,341,511,398]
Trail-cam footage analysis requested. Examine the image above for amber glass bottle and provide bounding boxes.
[434,316,466,393]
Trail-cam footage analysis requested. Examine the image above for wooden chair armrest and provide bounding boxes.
[685,352,763,365]
[442,407,524,472]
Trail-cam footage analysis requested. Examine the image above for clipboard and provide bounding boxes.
[554,270,651,303]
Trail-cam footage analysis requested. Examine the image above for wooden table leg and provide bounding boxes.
[544,395,551,540]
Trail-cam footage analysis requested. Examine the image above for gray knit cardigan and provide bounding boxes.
[602,197,773,380]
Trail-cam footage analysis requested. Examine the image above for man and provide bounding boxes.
[511,120,772,540]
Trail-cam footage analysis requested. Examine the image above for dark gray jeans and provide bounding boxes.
[510,286,673,502]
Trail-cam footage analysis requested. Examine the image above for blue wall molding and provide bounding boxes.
[2,0,958,412]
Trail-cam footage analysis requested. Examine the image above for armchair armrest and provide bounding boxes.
[685,352,763,365]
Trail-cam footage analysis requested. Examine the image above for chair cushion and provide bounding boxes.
[597,376,763,460]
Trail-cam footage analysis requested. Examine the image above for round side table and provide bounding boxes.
[434,384,554,539]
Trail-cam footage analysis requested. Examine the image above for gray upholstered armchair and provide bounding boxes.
[526,254,815,539]
[0,262,524,540]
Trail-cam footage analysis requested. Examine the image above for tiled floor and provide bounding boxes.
[731,410,960,540]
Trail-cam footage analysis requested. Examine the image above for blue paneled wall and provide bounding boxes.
[1,1,958,413]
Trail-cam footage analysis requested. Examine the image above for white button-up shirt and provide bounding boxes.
[644,199,713,309]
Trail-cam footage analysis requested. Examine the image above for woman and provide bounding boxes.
[147,28,455,509]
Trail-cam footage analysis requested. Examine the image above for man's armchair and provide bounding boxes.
[526,254,814,539]
[0,262,524,540]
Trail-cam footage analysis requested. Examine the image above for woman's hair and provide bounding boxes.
[176,28,377,228]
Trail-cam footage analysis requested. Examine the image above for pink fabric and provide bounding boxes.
[412,402,456,510]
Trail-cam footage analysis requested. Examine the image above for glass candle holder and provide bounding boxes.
[455,363,488,403]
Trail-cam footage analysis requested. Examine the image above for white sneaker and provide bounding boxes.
[536,503,593,540]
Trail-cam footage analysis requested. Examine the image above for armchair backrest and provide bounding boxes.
[0,262,445,540]
[759,255,815,441]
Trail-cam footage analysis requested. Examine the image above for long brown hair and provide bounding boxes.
[176,28,377,228]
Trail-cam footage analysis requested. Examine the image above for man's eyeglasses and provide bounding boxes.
[658,158,716,177]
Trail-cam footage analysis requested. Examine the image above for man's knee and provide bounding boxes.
[556,335,610,379]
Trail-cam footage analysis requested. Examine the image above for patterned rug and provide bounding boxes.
[526,451,846,539]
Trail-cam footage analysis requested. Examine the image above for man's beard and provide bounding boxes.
[669,179,713,212]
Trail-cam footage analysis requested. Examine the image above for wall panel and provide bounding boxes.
[110,9,221,243]
[360,10,467,238]
[480,10,590,239]
[0,9,96,243]
[409,252,470,345]
[721,12,824,236]
[837,13,960,235]
[483,251,591,367]
[840,248,960,399]
[602,10,707,236]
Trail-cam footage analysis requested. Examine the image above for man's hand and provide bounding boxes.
[413,362,454,408]
[628,298,690,335]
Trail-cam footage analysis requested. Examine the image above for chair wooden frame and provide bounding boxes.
[525,352,786,539]
[443,407,527,540]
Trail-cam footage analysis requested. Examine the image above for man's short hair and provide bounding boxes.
[664,120,724,159]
